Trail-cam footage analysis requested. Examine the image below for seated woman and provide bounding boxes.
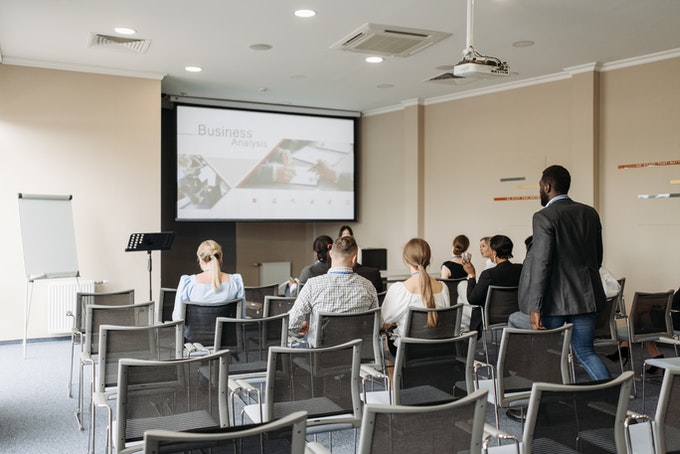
[172,240,244,321]
[440,234,470,279]
[286,235,334,297]
[381,238,450,357]
[462,234,523,333]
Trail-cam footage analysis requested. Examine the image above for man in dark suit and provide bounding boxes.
[518,165,611,381]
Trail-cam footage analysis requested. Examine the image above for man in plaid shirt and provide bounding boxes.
[288,235,379,347]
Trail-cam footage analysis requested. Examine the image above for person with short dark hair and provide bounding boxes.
[462,235,523,331]
[518,164,611,381]
[288,236,378,347]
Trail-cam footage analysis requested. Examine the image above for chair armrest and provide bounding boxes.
[483,423,520,453]
[624,412,655,454]
[305,441,332,454]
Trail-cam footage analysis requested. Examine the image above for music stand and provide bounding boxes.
[125,232,175,301]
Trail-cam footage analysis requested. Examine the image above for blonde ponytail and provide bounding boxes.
[197,240,223,291]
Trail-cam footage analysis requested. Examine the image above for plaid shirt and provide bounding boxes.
[288,266,379,346]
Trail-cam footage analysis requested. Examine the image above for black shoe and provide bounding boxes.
[605,346,629,365]
[506,408,526,422]
[645,355,665,374]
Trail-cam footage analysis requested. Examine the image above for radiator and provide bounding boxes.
[258,262,291,287]
[47,280,94,334]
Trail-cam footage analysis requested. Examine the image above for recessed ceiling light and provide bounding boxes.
[513,40,535,48]
[366,56,384,63]
[294,9,316,18]
[185,66,203,73]
[114,27,136,35]
[249,43,273,51]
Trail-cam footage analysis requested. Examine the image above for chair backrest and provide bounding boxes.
[244,284,279,318]
[523,371,634,454]
[263,295,296,317]
[594,295,619,342]
[403,304,462,339]
[214,314,289,376]
[393,331,477,406]
[182,298,242,345]
[115,349,230,453]
[377,291,387,307]
[264,339,362,428]
[437,278,466,302]
[84,301,154,356]
[358,389,488,454]
[651,367,680,454]
[482,285,519,328]
[143,410,308,454]
[616,277,627,316]
[97,320,183,392]
[628,290,675,342]
[75,289,135,333]
[313,308,382,368]
[158,287,177,323]
[496,325,573,400]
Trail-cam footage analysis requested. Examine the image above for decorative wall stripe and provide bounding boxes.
[618,160,680,169]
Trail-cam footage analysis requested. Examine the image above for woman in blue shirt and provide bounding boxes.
[172,240,244,321]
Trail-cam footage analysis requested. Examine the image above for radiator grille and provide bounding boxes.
[47,280,94,334]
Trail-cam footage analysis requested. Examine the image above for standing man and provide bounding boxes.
[518,165,611,381]
[288,235,378,347]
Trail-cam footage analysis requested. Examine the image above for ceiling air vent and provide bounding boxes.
[331,23,451,57]
[88,33,151,54]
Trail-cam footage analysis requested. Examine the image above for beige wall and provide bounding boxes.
[0,65,161,342]
[355,57,680,307]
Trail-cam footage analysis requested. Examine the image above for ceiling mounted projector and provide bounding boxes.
[428,0,512,82]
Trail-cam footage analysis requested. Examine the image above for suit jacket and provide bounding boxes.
[467,260,523,307]
[518,197,606,316]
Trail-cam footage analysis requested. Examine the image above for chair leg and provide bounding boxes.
[67,334,76,398]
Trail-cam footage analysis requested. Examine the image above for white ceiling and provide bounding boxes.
[1,0,679,113]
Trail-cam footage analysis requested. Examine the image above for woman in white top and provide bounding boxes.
[381,238,450,356]
[172,240,245,321]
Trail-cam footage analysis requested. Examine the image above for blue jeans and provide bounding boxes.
[542,313,612,382]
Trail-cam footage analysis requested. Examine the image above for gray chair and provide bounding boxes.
[359,389,488,454]
[262,295,296,317]
[243,339,363,443]
[475,324,573,430]
[76,301,154,430]
[90,320,184,454]
[626,366,680,454]
[143,410,308,454]
[66,289,135,397]
[364,331,477,406]
[181,298,242,351]
[114,349,230,453]
[593,294,625,379]
[480,286,519,364]
[403,303,463,338]
[437,277,467,302]
[616,290,677,394]
[484,371,634,454]
[244,284,280,318]
[157,287,177,323]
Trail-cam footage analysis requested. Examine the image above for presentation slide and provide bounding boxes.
[176,105,356,221]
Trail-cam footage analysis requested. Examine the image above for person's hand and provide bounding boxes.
[298,321,309,335]
[462,260,476,276]
[530,311,544,330]
[310,160,338,183]
[274,164,295,183]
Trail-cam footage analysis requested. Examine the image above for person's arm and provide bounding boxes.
[467,270,492,307]
[172,275,191,321]
[525,211,554,314]
[287,285,311,333]
[381,284,406,326]
[441,263,451,279]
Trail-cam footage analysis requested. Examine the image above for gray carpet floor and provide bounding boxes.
[0,337,669,453]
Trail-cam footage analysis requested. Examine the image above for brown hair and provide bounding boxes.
[197,240,223,290]
[452,235,470,256]
[403,238,438,327]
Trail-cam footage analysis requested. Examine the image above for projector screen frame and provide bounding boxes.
[172,99,360,222]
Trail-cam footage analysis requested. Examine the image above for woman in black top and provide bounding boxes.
[440,234,470,279]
